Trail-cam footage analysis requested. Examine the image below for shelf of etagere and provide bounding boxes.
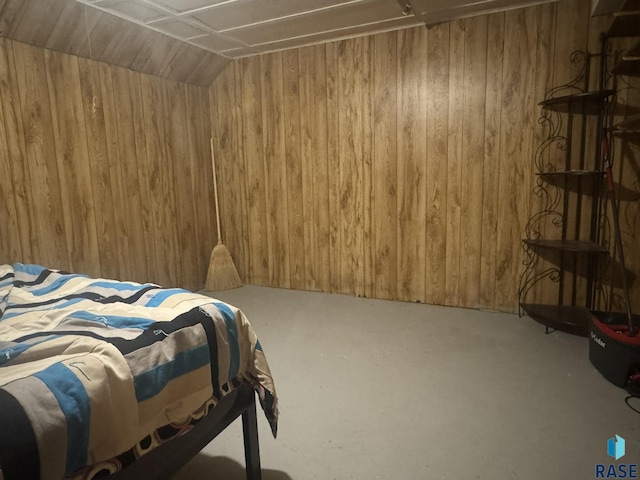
[609,114,640,132]
[607,9,640,37]
[538,90,615,114]
[522,239,608,254]
[536,170,606,192]
[611,57,640,76]
[537,170,605,178]
[520,303,592,336]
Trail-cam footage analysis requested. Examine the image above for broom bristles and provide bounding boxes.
[205,243,242,291]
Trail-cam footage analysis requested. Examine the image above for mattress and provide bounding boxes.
[0,264,278,480]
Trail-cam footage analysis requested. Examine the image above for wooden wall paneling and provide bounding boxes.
[424,23,450,306]
[0,0,229,88]
[137,74,166,286]
[168,81,199,291]
[127,70,158,284]
[445,20,465,306]
[162,79,187,288]
[6,0,66,48]
[231,61,250,283]
[44,1,100,57]
[223,62,251,284]
[159,43,196,80]
[298,46,318,291]
[0,82,22,264]
[338,38,366,297]
[83,13,132,63]
[109,66,149,283]
[186,86,214,289]
[552,0,590,90]
[77,57,120,280]
[12,42,68,269]
[495,7,537,310]
[171,47,224,89]
[97,61,132,281]
[209,72,222,245]
[479,14,503,310]
[0,0,48,44]
[310,45,332,293]
[44,48,100,277]
[261,52,290,288]
[372,31,398,301]
[0,39,27,263]
[187,50,219,89]
[326,42,342,294]
[131,35,177,81]
[0,36,213,288]
[211,68,229,264]
[613,77,640,312]
[0,0,22,37]
[160,78,183,287]
[396,28,427,303]
[223,62,246,282]
[529,3,557,307]
[187,52,230,89]
[197,4,636,312]
[97,23,146,71]
[361,35,374,299]
[283,49,305,290]
[459,16,488,309]
[143,75,179,287]
[241,57,270,285]
[626,79,640,311]
[212,65,246,281]
[90,16,146,68]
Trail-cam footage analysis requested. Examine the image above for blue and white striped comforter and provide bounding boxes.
[0,263,278,480]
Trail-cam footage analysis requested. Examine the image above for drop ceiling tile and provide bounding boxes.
[234,15,421,57]
[149,17,209,38]
[218,45,260,57]
[189,32,248,51]
[410,0,557,19]
[223,0,410,46]
[191,0,361,32]
[65,0,562,62]
[97,0,169,23]
[409,0,480,15]
[144,0,230,14]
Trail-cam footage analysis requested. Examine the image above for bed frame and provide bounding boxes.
[110,383,261,480]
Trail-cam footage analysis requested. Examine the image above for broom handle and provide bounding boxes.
[210,138,222,245]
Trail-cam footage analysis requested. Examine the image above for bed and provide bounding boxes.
[0,263,278,480]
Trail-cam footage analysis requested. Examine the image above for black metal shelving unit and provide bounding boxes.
[518,44,612,337]
[520,0,640,336]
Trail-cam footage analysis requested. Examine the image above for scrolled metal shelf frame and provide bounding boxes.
[518,47,611,312]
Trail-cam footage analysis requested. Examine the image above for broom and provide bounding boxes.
[205,138,242,291]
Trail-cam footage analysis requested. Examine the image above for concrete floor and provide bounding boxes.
[172,286,638,480]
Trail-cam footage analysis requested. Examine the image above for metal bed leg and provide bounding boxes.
[242,396,261,480]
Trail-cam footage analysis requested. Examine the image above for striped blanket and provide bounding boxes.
[0,264,278,480]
